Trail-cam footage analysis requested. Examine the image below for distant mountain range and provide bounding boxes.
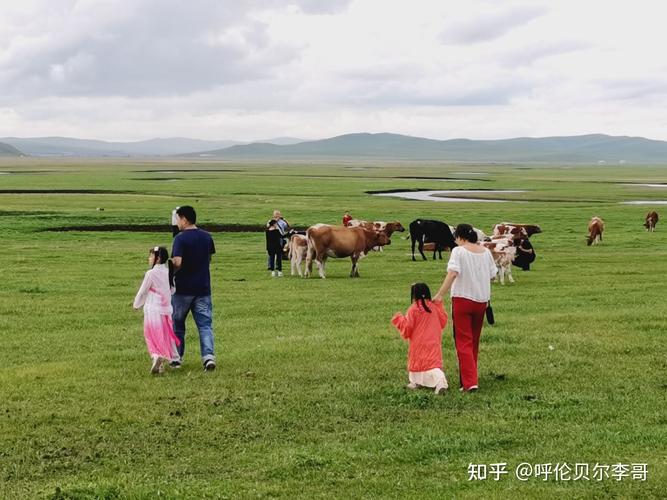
[190,133,667,163]
[2,133,667,163]
[0,136,304,157]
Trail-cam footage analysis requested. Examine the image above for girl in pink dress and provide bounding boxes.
[133,246,180,374]
[391,283,449,394]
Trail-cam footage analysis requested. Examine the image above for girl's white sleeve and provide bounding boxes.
[133,271,152,309]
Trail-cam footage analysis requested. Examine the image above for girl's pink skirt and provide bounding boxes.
[144,313,180,360]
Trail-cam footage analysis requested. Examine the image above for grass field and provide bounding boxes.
[1,159,666,499]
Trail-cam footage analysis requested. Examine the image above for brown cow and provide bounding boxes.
[348,219,404,236]
[587,217,604,246]
[644,211,659,232]
[493,223,542,240]
[305,224,390,278]
[347,219,405,252]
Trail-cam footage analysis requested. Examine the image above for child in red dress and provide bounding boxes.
[391,283,449,394]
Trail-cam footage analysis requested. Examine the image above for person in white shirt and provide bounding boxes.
[171,206,180,237]
[433,224,497,392]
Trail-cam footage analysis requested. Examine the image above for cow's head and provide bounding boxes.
[388,221,405,232]
[377,231,391,246]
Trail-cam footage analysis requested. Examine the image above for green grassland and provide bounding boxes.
[1,159,666,499]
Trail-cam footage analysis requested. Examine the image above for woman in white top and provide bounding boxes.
[433,224,497,392]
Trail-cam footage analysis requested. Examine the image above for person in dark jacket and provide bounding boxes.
[266,219,283,277]
[512,237,536,271]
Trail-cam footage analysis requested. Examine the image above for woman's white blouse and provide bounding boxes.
[447,246,498,303]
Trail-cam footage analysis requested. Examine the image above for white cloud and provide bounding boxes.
[1,0,666,141]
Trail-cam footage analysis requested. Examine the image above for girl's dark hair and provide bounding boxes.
[454,223,478,243]
[411,282,432,313]
[150,246,175,288]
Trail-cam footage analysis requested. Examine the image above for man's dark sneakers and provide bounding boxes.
[170,360,182,369]
[204,360,216,372]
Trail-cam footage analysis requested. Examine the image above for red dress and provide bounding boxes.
[391,300,448,372]
[342,214,352,227]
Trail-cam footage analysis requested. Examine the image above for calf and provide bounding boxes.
[587,217,604,246]
[483,237,516,285]
[287,233,308,277]
[644,211,659,232]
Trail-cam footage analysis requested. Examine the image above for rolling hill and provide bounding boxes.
[191,133,667,163]
[0,137,305,157]
[0,141,24,156]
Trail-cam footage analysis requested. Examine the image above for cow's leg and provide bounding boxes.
[411,235,417,261]
[498,266,505,285]
[316,255,327,279]
[506,264,515,283]
[305,244,315,277]
[299,254,306,277]
[418,238,427,261]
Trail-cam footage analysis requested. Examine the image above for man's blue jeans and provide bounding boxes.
[171,294,216,364]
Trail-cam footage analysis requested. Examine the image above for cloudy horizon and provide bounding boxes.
[1,0,666,142]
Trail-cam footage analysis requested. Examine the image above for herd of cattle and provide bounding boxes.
[283,210,659,279]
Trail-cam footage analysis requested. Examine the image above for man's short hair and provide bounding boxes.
[176,205,197,224]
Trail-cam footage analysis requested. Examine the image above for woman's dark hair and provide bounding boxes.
[454,223,478,243]
[411,282,432,313]
[150,246,175,288]
[176,205,196,224]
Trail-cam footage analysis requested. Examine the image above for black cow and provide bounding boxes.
[408,219,457,261]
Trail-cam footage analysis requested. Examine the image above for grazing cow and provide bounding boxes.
[408,219,457,261]
[287,233,308,277]
[493,223,542,241]
[305,224,390,278]
[644,211,659,232]
[483,237,516,285]
[587,217,604,246]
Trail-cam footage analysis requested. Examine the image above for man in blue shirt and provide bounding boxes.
[171,206,217,371]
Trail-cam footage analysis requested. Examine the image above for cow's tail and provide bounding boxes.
[402,234,411,241]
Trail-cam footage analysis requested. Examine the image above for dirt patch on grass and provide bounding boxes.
[0,210,60,217]
[394,176,489,181]
[42,223,306,233]
[0,189,136,194]
[141,169,244,173]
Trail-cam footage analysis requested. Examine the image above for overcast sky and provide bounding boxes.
[1,0,666,142]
